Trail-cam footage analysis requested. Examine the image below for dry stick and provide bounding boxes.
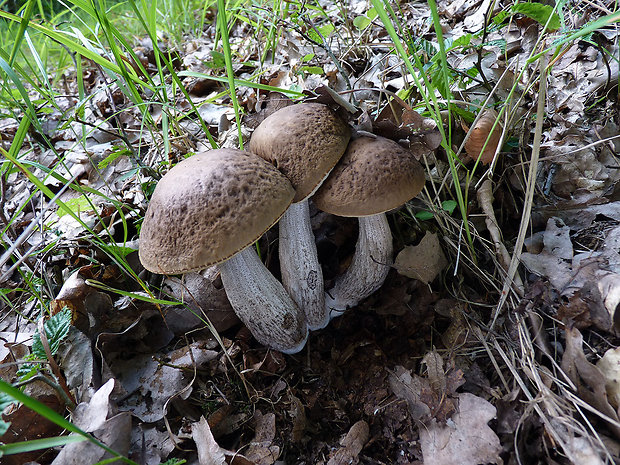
[476,179,524,296]
[488,54,548,332]
[37,317,76,409]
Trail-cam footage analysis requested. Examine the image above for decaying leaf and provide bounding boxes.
[162,270,239,334]
[388,365,432,422]
[326,420,369,465]
[596,347,620,410]
[52,379,132,465]
[464,108,503,164]
[129,425,176,465]
[244,411,280,465]
[561,327,620,440]
[192,416,227,465]
[419,393,502,465]
[522,218,620,331]
[192,416,255,465]
[114,341,219,422]
[394,231,448,284]
[388,353,465,424]
[57,327,95,398]
[289,392,307,443]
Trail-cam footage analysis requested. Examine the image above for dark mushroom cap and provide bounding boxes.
[249,103,350,202]
[313,136,425,217]
[139,149,295,274]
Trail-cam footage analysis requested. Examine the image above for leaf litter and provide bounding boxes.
[2,0,620,464]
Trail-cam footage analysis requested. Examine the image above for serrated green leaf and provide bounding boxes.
[0,392,15,436]
[449,33,472,50]
[492,10,509,25]
[0,392,15,410]
[0,419,9,436]
[415,37,437,58]
[512,3,560,31]
[484,39,507,54]
[32,308,71,358]
[353,15,371,30]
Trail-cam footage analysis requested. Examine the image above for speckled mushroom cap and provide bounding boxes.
[249,103,350,203]
[139,149,295,274]
[313,136,425,217]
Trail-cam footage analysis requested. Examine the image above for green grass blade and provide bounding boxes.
[84,279,182,305]
[217,0,244,149]
[178,71,305,97]
[0,435,86,455]
[8,0,36,66]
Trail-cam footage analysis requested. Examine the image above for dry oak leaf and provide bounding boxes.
[419,393,502,465]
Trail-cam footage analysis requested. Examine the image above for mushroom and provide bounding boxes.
[139,149,308,353]
[249,103,350,330]
[313,136,426,316]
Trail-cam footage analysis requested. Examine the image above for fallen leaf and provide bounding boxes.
[51,380,132,465]
[57,327,95,399]
[245,411,280,465]
[114,341,219,422]
[419,393,502,465]
[327,420,369,465]
[394,232,447,284]
[596,347,620,410]
[561,327,620,439]
[192,416,227,465]
[388,365,431,422]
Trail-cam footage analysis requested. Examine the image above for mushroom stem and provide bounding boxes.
[219,246,309,353]
[279,201,327,330]
[325,213,393,318]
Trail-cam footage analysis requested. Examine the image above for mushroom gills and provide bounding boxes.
[279,201,328,330]
[325,213,393,317]
[219,245,309,353]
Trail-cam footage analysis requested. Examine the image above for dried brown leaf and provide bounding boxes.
[245,411,280,465]
[192,416,227,465]
[561,327,620,439]
[419,393,502,465]
[394,232,448,284]
[327,420,369,465]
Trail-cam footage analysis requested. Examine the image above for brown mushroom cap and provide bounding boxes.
[249,103,350,202]
[313,136,425,217]
[139,149,295,274]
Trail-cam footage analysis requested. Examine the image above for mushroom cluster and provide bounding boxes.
[138,102,426,354]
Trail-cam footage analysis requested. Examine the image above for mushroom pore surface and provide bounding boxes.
[139,149,294,274]
[313,136,425,217]
[249,102,350,202]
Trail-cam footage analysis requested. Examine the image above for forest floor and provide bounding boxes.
[2,0,620,464]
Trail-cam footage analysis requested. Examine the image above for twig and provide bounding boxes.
[489,53,548,331]
[37,317,75,408]
[13,373,76,410]
[476,179,524,296]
